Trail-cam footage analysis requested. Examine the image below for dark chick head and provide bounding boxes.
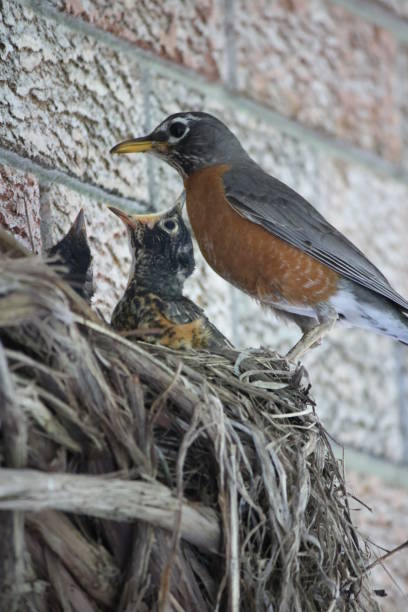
[108,198,195,298]
[47,209,94,303]
[110,112,249,177]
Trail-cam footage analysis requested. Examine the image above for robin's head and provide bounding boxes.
[108,197,195,297]
[47,208,94,303]
[110,112,249,177]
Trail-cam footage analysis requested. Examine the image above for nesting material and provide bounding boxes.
[0,229,380,611]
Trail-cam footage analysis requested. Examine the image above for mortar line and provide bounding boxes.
[18,0,408,187]
[333,443,408,488]
[0,147,146,213]
[331,0,408,43]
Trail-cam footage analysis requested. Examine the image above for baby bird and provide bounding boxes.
[109,200,231,350]
[47,208,94,303]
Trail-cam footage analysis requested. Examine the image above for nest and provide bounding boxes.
[0,228,380,611]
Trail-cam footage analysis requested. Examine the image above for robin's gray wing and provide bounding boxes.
[223,162,408,311]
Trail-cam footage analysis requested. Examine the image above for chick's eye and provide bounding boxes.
[169,122,186,139]
[162,219,178,233]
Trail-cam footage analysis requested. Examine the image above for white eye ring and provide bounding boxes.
[159,217,179,234]
[168,119,190,143]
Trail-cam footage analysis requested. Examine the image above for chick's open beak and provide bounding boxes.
[108,206,165,229]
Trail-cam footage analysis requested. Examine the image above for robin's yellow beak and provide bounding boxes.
[110,137,155,155]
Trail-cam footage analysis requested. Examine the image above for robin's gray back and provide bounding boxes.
[222,160,408,312]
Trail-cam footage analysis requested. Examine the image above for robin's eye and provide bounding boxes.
[160,218,178,234]
[169,122,187,139]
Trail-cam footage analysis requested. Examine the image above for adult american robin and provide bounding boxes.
[108,199,231,350]
[110,112,408,360]
[47,208,94,303]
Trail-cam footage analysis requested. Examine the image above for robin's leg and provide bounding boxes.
[286,305,338,362]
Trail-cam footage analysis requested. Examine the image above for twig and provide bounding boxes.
[0,342,27,612]
[159,405,201,612]
[0,469,220,553]
[364,539,408,572]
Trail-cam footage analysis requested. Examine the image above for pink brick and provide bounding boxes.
[0,165,41,252]
[234,0,402,161]
[54,0,226,81]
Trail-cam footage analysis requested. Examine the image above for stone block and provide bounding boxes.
[234,0,402,161]
[0,0,148,200]
[377,0,408,19]
[0,164,41,252]
[51,0,227,80]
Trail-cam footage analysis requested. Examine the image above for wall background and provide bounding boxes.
[1,0,408,607]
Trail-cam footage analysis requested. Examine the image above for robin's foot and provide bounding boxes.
[286,306,338,362]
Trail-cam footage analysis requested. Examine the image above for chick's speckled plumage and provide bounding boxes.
[110,203,231,350]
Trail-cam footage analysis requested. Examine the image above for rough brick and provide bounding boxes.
[0,164,41,252]
[378,0,408,19]
[317,158,408,298]
[234,0,402,161]
[51,0,227,81]
[0,0,148,200]
[40,184,130,318]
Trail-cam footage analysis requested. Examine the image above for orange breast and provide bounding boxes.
[185,165,339,306]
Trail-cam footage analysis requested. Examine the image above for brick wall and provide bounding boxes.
[1,0,408,604]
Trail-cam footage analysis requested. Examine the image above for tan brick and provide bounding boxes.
[40,184,130,318]
[235,0,402,161]
[51,0,227,81]
[0,164,41,252]
[0,0,148,200]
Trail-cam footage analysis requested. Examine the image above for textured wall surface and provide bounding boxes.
[1,0,408,600]
[1,0,408,460]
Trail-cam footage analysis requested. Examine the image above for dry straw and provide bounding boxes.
[0,228,380,611]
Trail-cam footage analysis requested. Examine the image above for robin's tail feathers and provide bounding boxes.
[363,305,408,344]
[331,286,408,343]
